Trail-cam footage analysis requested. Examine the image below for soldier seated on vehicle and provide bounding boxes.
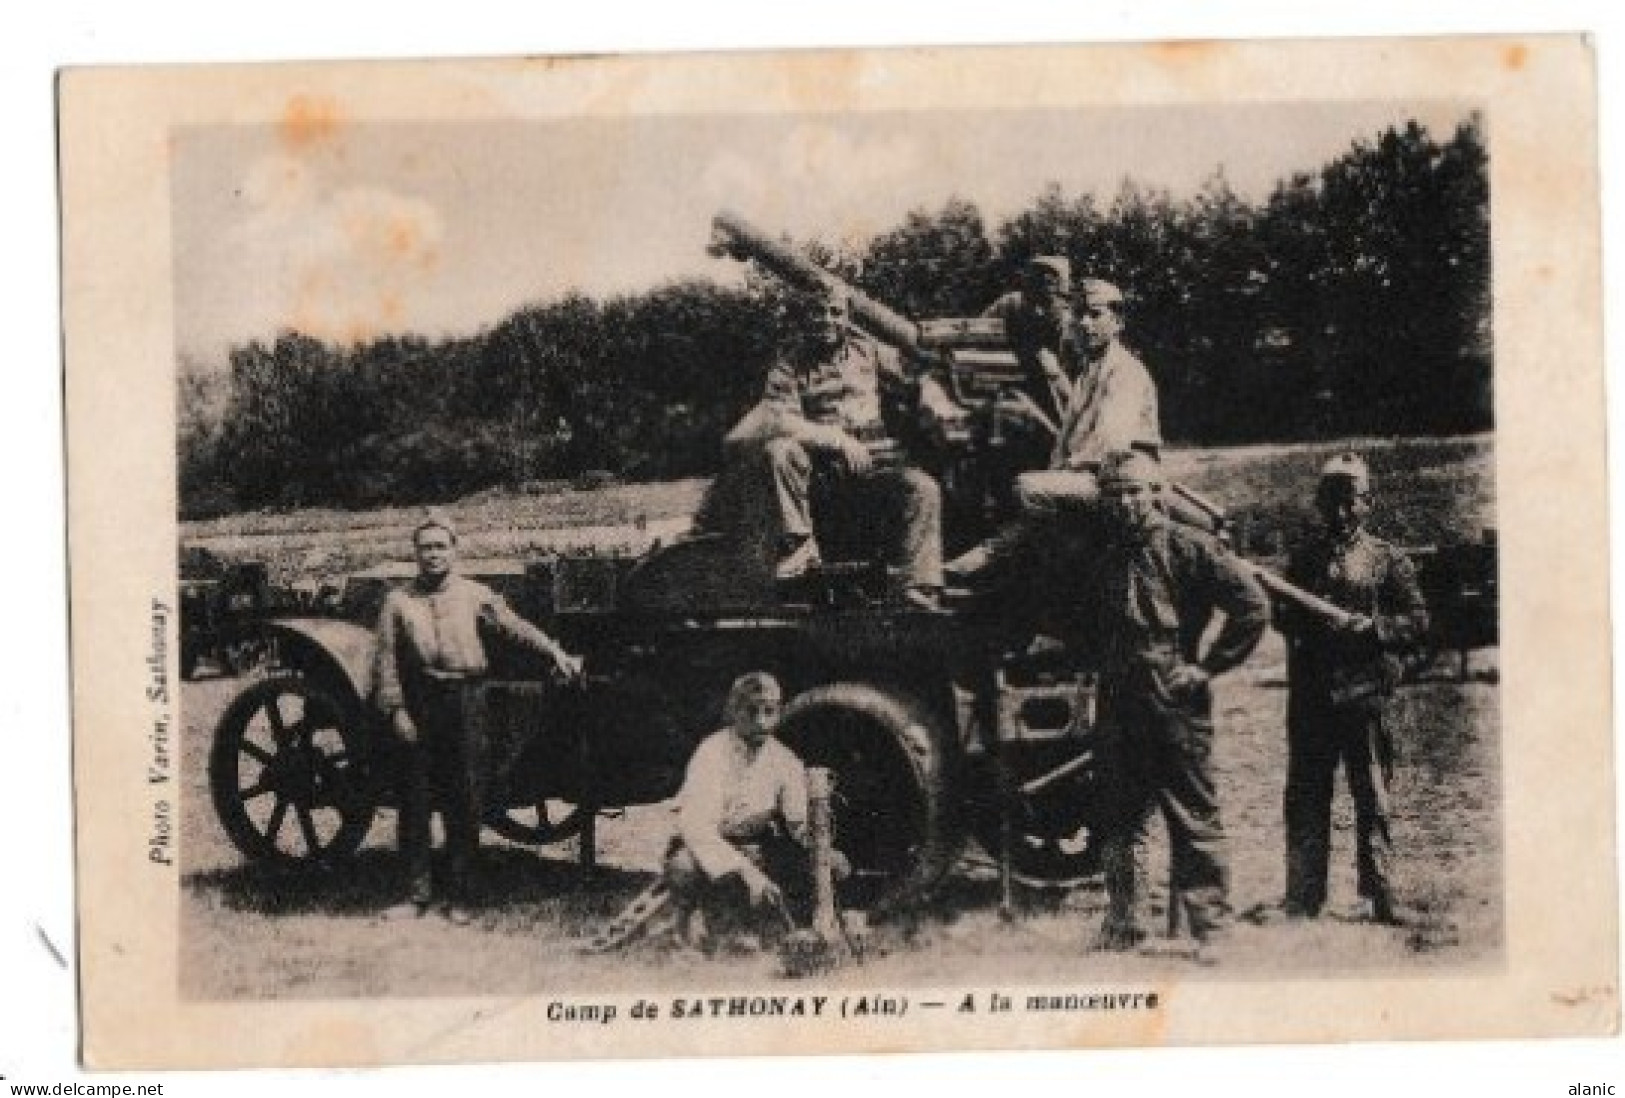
[982,255,1074,430]
[662,672,846,952]
[692,289,946,610]
[949,278,1159,582]
[950,278,1223,589]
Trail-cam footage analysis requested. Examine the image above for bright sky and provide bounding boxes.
[172,101,1475,364]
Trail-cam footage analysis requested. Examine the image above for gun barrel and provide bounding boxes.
[711,210,924,354]
[1253,566,1359,630]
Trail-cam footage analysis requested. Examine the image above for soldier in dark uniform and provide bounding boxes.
[1085,449,1269,961]
[981,255,1074,428]
[1274,454,1428,925]
[695,290,945,608]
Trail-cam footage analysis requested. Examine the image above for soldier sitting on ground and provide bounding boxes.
[663,671,845,952]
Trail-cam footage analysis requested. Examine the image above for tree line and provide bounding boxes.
[180,116,1489,518]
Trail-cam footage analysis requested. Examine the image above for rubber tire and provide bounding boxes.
[208,674,378,869]
[968,796,1105,891]
[484,800,595,845]
[780,682,961,913]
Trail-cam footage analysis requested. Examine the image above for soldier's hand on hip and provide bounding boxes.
[1165,663,1211,697]
[391,708,418,744]
[1338,614,1376,638]
[834,432,873,475]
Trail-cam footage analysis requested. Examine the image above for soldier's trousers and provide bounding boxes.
[664,831,818,937]
[1283,695,1394,913]
[397,678,489,904]
[699,435,943,587]
[1097,679,1231,942]
[951,469,1219,582]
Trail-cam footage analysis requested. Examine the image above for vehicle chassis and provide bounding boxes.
[208,550,1110,912]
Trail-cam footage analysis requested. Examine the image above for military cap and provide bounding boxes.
[1098,447,1164,488]
[1318,452,1372,492]
[818,285,851,313]
[413,510,459,544]
[1075,278,1126,310]
[1027,255,1072,287]
[725,671,783,716]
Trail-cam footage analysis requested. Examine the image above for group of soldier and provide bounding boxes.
[369,255,1429,964]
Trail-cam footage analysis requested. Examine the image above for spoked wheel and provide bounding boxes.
[209,675,378,868]
[484,799,596,845]
[780,682,960,913]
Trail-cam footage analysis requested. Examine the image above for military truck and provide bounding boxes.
[208,212,1322,911]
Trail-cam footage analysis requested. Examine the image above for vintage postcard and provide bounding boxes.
[62,36,1615,1068]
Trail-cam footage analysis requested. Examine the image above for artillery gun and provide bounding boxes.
[205,212,1353,918]
[706,209,1064,551]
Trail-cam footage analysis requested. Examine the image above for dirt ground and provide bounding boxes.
[179,633,1501,999]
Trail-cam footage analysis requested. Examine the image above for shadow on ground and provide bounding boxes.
[185,847,650,926]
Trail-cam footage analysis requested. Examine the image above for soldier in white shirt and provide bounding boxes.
[948,278,1162,582]
[663,672,837,950]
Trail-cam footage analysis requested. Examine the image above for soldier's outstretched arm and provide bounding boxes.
[480,592,579,676]
[1201,545,1271,676]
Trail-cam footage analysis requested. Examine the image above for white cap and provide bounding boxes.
[1076,278,1125,309]
[1319,452,1371,492]
[413,509,458,543]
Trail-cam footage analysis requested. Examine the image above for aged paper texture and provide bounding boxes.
[62,36,1615,1068]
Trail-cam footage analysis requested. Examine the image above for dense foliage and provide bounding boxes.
[180,118,1489,517]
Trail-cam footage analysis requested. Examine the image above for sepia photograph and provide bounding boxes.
[60,35,1613,1068]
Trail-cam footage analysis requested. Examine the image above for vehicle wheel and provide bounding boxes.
[969,745,1106,890]
[780,682,960,913]
[484,800,596,845]
[209,675,378,868]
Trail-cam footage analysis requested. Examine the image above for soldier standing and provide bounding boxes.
[1086,450,1268,961]
[373,513,583,924]
[1274,454,1428,925]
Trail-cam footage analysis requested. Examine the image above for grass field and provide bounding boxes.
[180,434,1494,582]
[177,433,1500,998]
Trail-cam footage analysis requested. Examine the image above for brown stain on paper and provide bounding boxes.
[1550,985,1616,1008]
[279,93,344,153]
[282,1016,380,1067]
[783,51,867,113]
[1065,981,1172,1047]
[1153,40,1222,63]
[1502,44,1530,72]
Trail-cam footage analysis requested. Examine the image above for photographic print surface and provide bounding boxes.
[64,38,1613,1067]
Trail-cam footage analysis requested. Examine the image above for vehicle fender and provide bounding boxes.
[266,618,376,709]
